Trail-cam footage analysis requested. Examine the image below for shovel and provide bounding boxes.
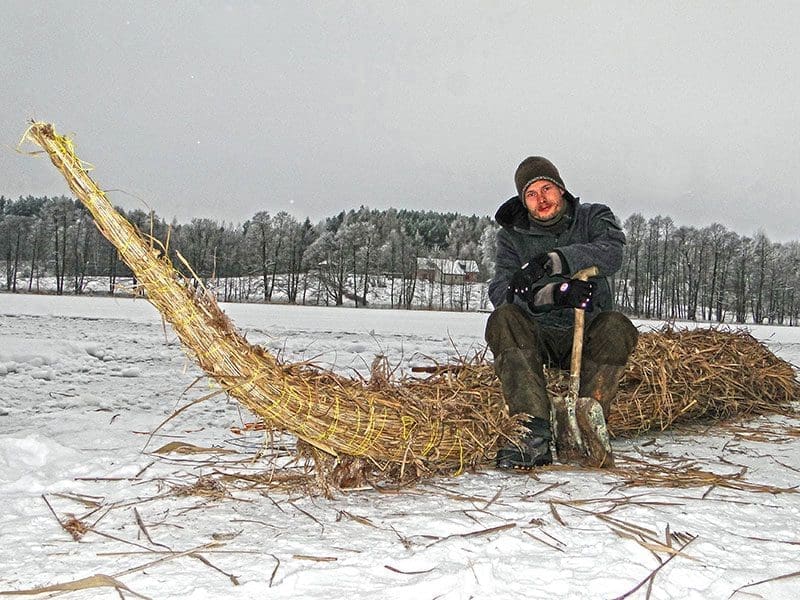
[550,266,615,468]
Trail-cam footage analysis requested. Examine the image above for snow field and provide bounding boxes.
[0,294,798,599]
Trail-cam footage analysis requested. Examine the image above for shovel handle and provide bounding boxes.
[569,266,599,397]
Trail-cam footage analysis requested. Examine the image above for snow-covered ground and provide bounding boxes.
[1,293,798,599]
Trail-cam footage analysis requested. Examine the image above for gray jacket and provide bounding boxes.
[488,194,626,328]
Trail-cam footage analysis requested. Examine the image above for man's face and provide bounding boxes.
[523,179,565,221]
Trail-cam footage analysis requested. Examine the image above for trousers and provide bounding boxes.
[484,304,638,420]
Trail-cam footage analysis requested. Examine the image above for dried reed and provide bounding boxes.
[609,325,799,436]
[23,122,516,480]
[24,122,799,486]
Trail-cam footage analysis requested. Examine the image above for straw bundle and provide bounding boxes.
[608,326,799,436]
[24,122,516,479]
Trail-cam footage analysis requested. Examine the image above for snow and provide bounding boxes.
[1,293,799,599]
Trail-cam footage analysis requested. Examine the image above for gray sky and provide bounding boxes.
[1,1,798,241]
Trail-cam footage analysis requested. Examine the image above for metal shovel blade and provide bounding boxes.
[574,397,614,467]
[551,396,614,468]
[550,396,583,462]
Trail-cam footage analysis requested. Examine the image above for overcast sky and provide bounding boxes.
[1,1,798,241]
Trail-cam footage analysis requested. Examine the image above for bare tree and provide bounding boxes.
[751,231,773,324]
[620,213,646,313]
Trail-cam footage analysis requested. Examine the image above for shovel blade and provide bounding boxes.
[550,396,584,463]
[551,396,614,468]
[574,397,615,467]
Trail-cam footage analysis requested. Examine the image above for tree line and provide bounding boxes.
[618,214,799,326]
[0,195,495,310]
[1,194,797,325]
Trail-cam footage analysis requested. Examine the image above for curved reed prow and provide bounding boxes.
[23,122,513,482]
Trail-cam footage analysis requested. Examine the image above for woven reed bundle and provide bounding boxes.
[24,122,516,478]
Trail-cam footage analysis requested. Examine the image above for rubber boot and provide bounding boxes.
[485,304,550,419]
[496,417,552,469]
[485,304,554,469]
[579,358,626,419]
[581,311,638,420]
[492,348,553,470]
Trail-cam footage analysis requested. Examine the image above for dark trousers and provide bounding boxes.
[484,304,638,420]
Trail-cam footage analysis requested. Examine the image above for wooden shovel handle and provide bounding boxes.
[569,266,600,397]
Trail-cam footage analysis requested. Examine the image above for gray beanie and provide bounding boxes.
[514,156,568,199]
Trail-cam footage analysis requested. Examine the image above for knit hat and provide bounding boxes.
[514,156,568,199]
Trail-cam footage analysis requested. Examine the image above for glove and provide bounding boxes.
[505,253,551,304]
[553,279,595,311]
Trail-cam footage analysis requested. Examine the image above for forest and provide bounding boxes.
[1,194,798,326]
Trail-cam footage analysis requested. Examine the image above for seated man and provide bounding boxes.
[486,156,638,469]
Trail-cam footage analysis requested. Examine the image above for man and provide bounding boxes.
[486,156,638,469]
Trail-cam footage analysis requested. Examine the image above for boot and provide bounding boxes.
[580,311,637,419]
[496,417,553,469]
[574,398,615,467]
[579,358,626,419]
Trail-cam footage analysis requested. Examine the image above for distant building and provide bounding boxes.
[416,257,480,284]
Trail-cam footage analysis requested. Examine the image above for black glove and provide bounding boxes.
[553,279,595,311]
[505,253,551,304]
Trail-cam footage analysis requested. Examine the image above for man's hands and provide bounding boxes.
[506,252,592,310]
[505,253,551,304]
[553,279,594,311]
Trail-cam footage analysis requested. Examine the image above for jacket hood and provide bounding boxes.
[494,192,578,230]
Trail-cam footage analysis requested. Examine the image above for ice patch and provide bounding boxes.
[31,368,55,380]
[1,434,60,470]
[84,343,107,359]
[0,339,60,366]
[0,434,82,496]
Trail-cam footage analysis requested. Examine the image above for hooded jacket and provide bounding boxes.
[488,193,626,328]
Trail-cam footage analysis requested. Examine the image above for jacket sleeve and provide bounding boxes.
[488,227,522,308]
[555,204,626,276]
